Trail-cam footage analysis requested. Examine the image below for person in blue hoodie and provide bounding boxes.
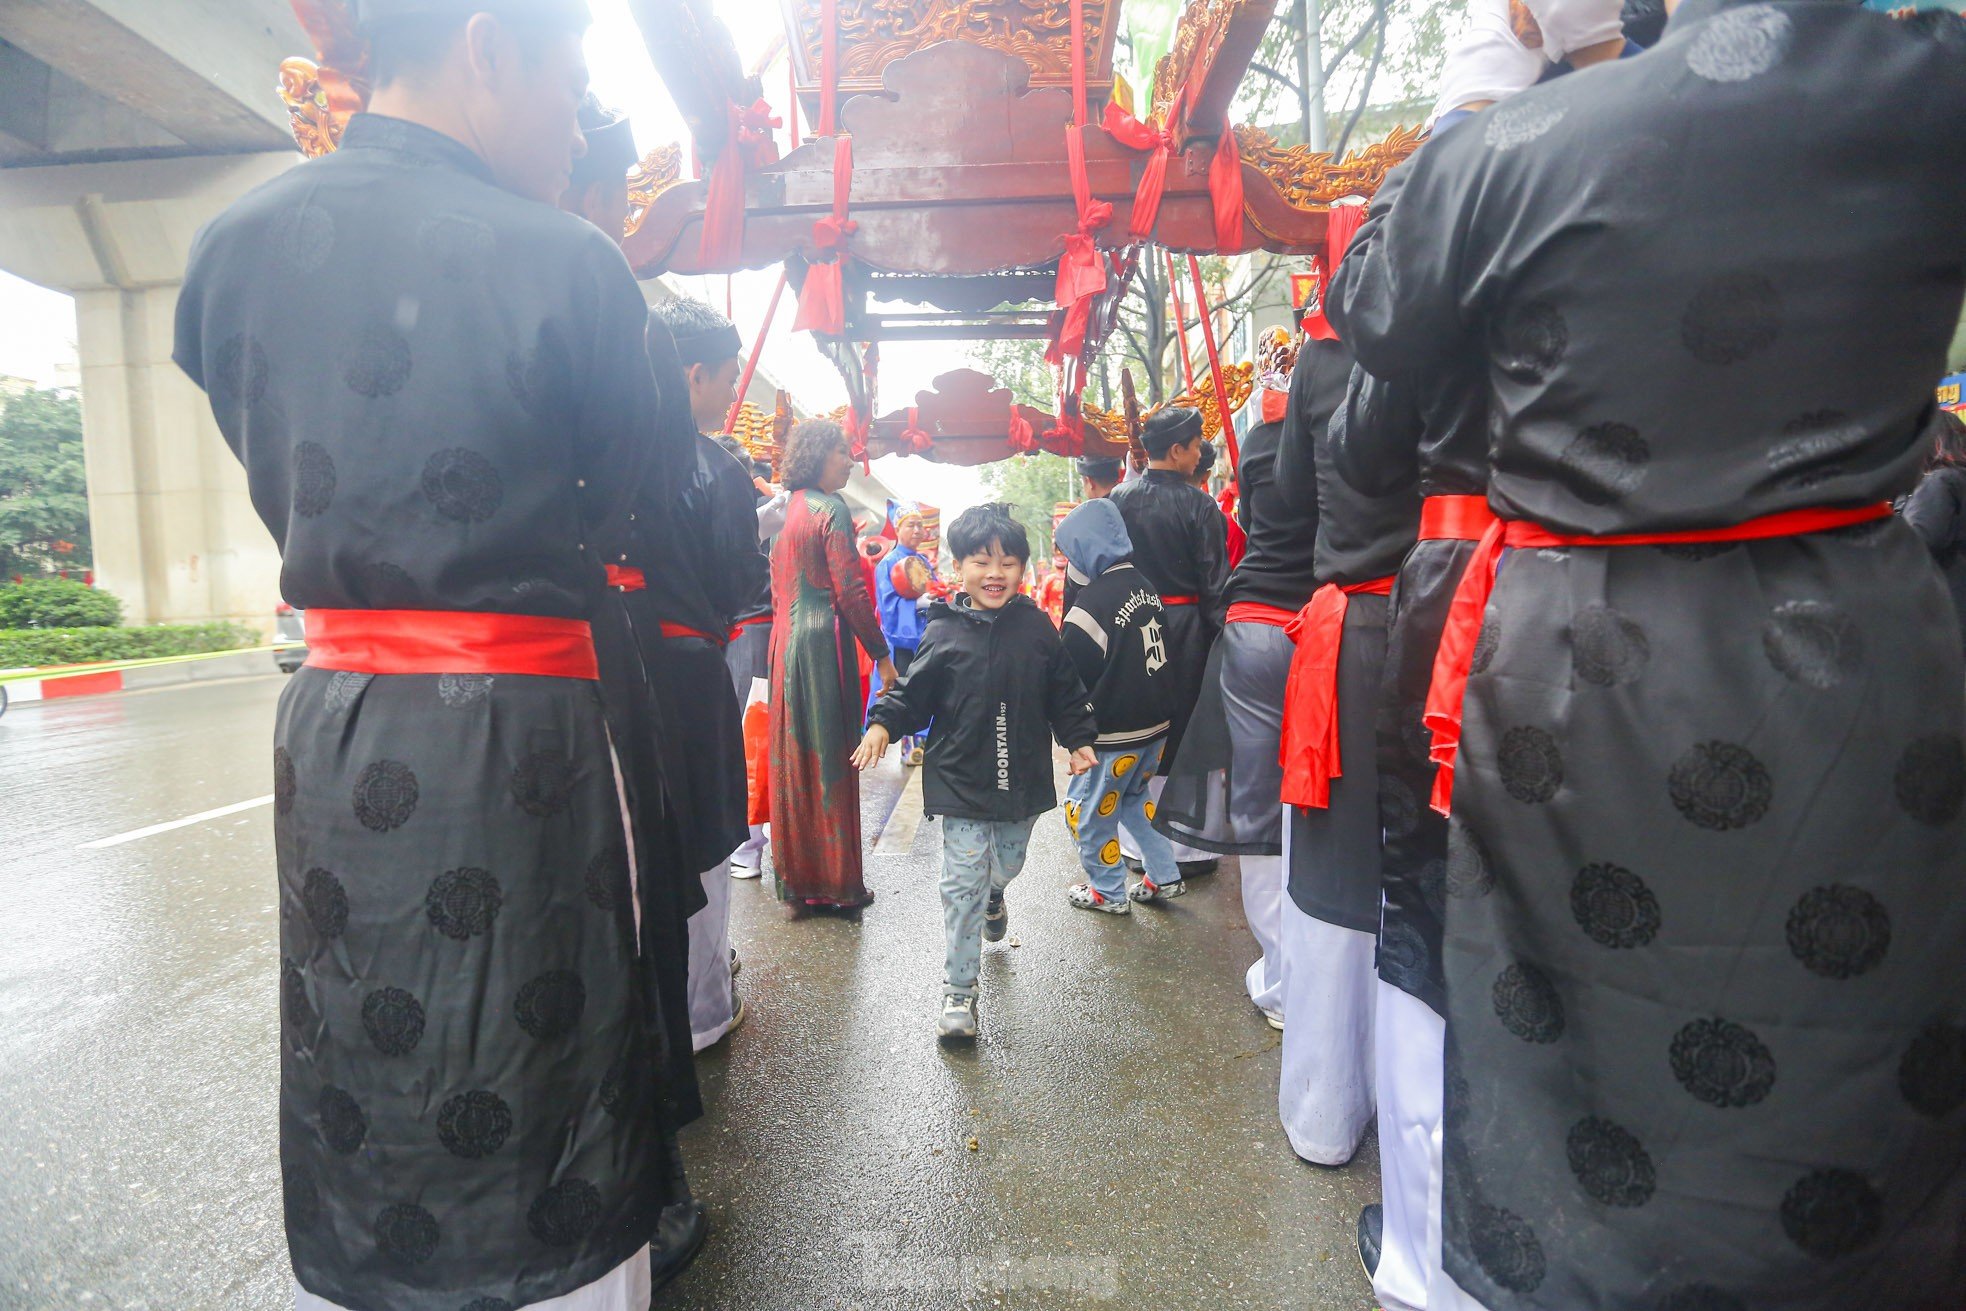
[1053,498,1186,911]
[855,504,1099,1041]
[870,509,932,761]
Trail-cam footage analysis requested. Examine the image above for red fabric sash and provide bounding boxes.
[1422,501,1896,815]
[1301,202,1367,341]
[727,614,771,644]
[605,563,645,591]
[1226,601,1295,628]
[1419,494,1498,542]
[304,609,599,679]
[1161,594,1198,606]
[1209,126,1244,252]
[1279,577,1395,809]
[659,621,722,645]
[698,99,781,268]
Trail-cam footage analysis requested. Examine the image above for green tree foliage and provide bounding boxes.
[0,388,91,579]
[0,577,121,629]
[981,453,1078,559]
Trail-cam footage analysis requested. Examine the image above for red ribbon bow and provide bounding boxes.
[902,407,934,453]
[1007,410,1038,454]
[1101,96,1180,241]
[794,136,856,336]
[735,99,781,155]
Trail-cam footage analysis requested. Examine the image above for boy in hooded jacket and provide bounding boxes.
[1053,498,1186,913]
[856,504,1099,1042]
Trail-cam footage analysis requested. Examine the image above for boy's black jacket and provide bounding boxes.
[869,593,1098,821]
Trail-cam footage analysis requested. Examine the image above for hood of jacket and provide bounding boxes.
[1055,497,1134,579]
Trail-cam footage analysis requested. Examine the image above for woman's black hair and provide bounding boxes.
[946,502,1030,564]
[781,418,847,491]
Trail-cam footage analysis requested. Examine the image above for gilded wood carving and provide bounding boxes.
[1233,123,1427,208]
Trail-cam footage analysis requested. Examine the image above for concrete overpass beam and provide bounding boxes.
[0,0,303,155]
[0,153,296,629]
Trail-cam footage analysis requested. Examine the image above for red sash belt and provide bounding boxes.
[1161,594,1198,607]
[1226,601,1298,629]
[304,609,599,679]
[1279,576,1396,809]
[659,621,723,645]
[1420,494,1498,542]
[727,614,771,644]
[1422,501,1896,816]
[605,564,645,591]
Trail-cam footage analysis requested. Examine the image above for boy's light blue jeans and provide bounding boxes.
[1066,740,1179,900]
[941,815,1037,1001]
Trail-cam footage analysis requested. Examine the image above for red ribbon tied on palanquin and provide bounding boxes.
[1101,98,1178,242]
[1051,126,1113,358]
[1007,409,1038,454]
[902,407,934,454]
[735,99,781,159]
[794,136,856,336]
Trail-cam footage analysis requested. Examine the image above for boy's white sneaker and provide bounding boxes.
[938,993,978,1042]
[1067,883,1131,915]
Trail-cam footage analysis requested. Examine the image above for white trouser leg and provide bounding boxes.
[1240,852,1285,1019]
[730,823,767,871]
[1373,979,1446,1311]
[1277,889,1377,1165]
[686,861,736,1051]
[297,1246,651,1309]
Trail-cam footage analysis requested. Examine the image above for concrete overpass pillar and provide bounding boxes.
[0,152,297,628]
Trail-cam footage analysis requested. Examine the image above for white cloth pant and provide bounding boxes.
[297,1248,650,1311]
[1240,852,1285,1020]
[1373,979,1447,1311]
[730,822,768,870]
[687,860,736,1051]
[1277,815,1376,1165]
[1119,773,1216,864]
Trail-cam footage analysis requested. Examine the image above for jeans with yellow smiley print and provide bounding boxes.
[1065,740,1179,901]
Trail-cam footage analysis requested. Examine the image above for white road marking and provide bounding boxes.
[78,795,274,850]
[873,765,926,855]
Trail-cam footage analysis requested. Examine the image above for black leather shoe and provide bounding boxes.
[649,1200,709,1299]
[1122,855,1146,874]
[1356,1203,1383,1282]
[1177,857,1219,878]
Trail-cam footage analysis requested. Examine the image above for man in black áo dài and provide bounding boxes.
[1271,324,1420,1170]
[618,294,763,1055]
[1336,4,1966,1306]
[1153,330,1333,1030]
[1109,407,1231,879]
[174,3,678,1307]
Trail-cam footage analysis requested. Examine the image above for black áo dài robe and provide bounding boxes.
[1335,6,1966,1306]
[1329,154,1496,1019]
[1108,468,1231,765]
[1155,344,1343,855]
[1283,344,1422,936]
[174,114,673,1309]
[717,435,776,701]
[597,377,761,883]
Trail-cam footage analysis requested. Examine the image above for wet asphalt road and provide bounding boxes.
[0,678,1378,1310]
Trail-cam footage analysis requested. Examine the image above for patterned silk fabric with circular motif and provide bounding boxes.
[1402,5,1966,1303]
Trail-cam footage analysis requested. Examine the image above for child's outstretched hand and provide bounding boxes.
[852,725,891,771]
[1066,745,1098,777]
